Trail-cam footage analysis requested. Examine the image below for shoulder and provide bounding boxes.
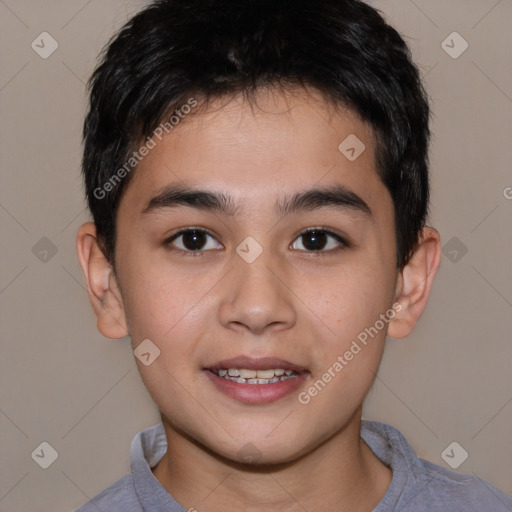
[361,420,512,512]
[415,459,512,511]
[74,474,143,512]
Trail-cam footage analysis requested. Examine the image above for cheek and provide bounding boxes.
[122,273,207,412]
[299,286,390,418]
[119,267,198,354]
[306,265,395,406]
[313,265,395,348]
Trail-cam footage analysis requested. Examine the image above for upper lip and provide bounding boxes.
[205,355,308,373]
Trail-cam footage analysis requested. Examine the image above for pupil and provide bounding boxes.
[183,230,206,250]
[303,230,326,251]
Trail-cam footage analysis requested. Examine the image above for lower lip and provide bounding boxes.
[204,370,308,404]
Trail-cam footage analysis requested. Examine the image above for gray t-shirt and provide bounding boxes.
[75,420,512,511]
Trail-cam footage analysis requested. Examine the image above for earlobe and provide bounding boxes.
[387,227,442,339]
[76,222,129,339]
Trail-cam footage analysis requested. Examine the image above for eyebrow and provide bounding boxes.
[142,183,372,218]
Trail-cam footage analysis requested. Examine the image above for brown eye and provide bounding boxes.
[291,229,348,253]
[300,230,328,251]
[179,230,208,250]
[166,229,222,254]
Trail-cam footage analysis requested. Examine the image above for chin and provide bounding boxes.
[204,429,313,467]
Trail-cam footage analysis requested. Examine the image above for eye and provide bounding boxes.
[165,228,222,256]
[290,228,348,253]
[165,227,349,257]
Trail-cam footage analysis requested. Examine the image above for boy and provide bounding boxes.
[75,0,512,510]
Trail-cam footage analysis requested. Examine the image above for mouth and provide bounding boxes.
[209,367,299,384]
[204,356,309,404]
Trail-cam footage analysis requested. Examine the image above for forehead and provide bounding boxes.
[120,87,390,220]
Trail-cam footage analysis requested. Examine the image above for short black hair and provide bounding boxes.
[82,0,431,270]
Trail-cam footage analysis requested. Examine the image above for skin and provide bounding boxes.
[77,87,441,512]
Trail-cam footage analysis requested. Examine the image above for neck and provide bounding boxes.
[151,412,392,512]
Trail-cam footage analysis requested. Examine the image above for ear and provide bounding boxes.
[76,222,128,339]
[387,227,442,339]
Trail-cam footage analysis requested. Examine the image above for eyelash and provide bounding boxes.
[164,227,350,258]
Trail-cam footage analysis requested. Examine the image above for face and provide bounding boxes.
[113,87,399,463]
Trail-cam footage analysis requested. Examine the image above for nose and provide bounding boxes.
[218,250,297,335]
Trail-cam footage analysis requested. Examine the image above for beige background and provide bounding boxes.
[0,1,511,511]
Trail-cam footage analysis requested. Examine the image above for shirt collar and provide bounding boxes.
[130,419,423,511]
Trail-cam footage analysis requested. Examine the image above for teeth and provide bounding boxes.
[247,377,281,384]
[212,367,299,384]
[255,369,275,379]
[239,369,257,379]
